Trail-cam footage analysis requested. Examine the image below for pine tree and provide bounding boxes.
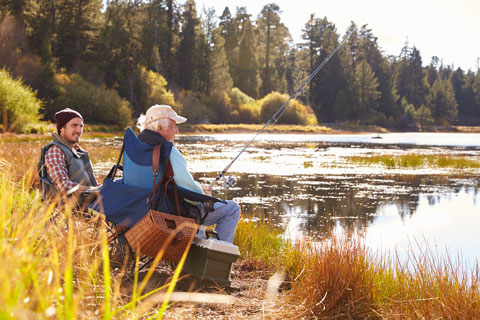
[56,0,102,73]
[357,24,396,122]
[236,18,259,98]
[394,45,428,109]
[256,3,289,96]
[352,59,380,122]
[99,0,142,113]
[428,78,458,124]
[209,27,232,94]
[176,0,206,92]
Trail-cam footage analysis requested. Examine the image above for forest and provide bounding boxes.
[1,0,480,132]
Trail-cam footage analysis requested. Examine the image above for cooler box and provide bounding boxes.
[182,235,240,284]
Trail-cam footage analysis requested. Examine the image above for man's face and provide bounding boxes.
[60,117,84,144]
[158,119,178,142]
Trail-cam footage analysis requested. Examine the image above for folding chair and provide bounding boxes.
[90,128,225,271]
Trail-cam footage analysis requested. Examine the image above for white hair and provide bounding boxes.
[136,114,172,132]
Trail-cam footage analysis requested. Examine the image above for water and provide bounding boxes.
[86,132,480,267]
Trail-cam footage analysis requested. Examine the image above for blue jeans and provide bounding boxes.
[199,200,240,243]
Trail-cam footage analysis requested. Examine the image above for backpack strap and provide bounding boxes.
[150,146,181,216]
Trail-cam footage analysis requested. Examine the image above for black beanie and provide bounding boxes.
[54,108,83,134]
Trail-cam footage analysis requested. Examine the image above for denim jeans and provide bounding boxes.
[198,200,240,243]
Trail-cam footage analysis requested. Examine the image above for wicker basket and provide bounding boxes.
[125,210,197,263]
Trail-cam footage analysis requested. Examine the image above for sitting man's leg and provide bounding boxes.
[200,200,241,243]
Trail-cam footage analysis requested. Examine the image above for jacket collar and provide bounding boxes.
[52,132,84,157]
[137,129,170,146]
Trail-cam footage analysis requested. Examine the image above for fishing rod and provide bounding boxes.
[209,24,359,190]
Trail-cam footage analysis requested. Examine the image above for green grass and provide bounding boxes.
[349,153,480,169]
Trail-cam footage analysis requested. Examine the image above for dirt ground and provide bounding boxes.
[113,259,303,320]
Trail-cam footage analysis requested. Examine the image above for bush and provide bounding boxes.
[0,69,43,133]
[231,102,262,124]
[228,87,255,109]
[54,73,132,128]
[260,91,318,125]
[176,90,212,123]
[205,90,232,123]
[138,67,176,114]
[225,88,261,124]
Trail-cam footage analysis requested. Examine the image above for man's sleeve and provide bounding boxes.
[44,145,78,192]
[169,147,204,194]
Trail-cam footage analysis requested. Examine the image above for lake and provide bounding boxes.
[86,132,480,267]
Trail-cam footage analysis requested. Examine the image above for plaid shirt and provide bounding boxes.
[44,145,80,192]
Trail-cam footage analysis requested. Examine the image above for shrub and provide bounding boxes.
[138,66,176,114]
[260,91,318,125]
[232,102,262,124]
[228,87,255,109]
[0,69,43,133]
[54,73,132,128]
[176,90,212,123]
[205,90,232,123]
[225,88,261,124]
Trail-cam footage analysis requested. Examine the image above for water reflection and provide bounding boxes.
[82,132,480,266]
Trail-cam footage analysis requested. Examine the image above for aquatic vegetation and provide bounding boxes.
[349,153,480,169]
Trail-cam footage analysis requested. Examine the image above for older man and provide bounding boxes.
[136,104,240,243]
[43,108,98,195]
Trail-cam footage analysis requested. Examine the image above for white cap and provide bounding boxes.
[145,104,187,124]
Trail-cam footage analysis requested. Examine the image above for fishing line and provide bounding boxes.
[209,0,383,189]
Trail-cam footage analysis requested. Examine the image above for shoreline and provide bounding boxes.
[2,124,480,142]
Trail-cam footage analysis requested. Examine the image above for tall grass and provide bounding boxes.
[0,164,195,319]
[235,219,480,319]
[349,153,480,169]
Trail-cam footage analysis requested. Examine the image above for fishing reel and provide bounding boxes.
[223,174,237,188]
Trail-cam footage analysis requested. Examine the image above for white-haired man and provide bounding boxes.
[136,104,240,243]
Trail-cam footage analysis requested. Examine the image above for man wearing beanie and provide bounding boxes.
[42,108,98,195]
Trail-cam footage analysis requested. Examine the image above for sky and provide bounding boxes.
[196,0,480,71]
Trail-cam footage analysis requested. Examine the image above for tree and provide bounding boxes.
[99,0,142,113]
[219,6,239,87]
[394,44,428,109]
[176,0,205,91]
[413,104,433,128]
[236,18,260,98]
[352,59,380,123]
[256,3,289,96]
[302,16,343,122]
[209,27,232,94]
[55,0,102,73]
[356,24,396,123]
[428,78,458,124]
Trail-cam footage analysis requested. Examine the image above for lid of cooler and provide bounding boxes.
[192,236,240,256]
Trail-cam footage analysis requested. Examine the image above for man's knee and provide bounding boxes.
[227,200,241,220]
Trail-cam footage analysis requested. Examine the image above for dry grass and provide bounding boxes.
[179,123,332,134]
[2,136,480,319]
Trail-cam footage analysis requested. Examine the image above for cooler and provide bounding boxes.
[182,234,240,284]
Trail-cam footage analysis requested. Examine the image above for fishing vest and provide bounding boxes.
[44,133,98,190]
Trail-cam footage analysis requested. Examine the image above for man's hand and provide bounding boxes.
[201,184,212,196]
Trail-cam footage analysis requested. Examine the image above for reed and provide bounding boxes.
[235,218,480,319]
[349,153,480,169]
[0,165,190,319]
